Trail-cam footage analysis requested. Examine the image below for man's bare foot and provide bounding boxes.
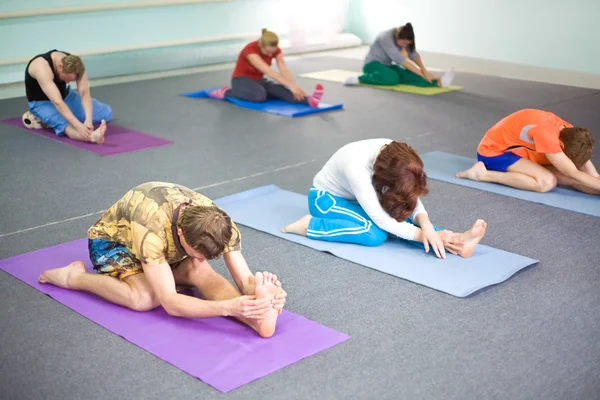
[281,214,311,236]
[38,261,86,289]
[458,219,487,258]
[91,120,107,144]
[253,271,280,338]
[456,161,487,181]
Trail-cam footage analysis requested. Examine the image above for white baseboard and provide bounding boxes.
[413,51,600,90]
[315,46,600,90]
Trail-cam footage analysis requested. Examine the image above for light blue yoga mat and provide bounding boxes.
[214,185,538,298]
[420,151,600,217]
[180,88,343,117]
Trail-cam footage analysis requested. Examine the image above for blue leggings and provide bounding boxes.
[28,86,113,135]
[306,187,440,247]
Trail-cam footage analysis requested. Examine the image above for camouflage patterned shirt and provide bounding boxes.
[87,181,241,265]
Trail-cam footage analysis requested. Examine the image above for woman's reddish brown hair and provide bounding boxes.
[372,141,429,222]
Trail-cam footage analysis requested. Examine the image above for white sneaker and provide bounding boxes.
[22,111,47,129]
[440,66,455,88]
[343,76,359,86]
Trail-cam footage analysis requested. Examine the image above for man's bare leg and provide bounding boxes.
[38,261,159,311]
[281,214,311,236]
[63,120,107,144]
[173,258,279,338]
[456,159,557,192]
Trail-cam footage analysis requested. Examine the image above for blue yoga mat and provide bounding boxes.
[180,88,343,117]
[214,185,538,298]
[421,151,600,217]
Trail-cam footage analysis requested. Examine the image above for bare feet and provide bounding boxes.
[281,214,311,236]
[38,261,86,288]
[456,161,487,181]
[458,219,487,258]
[91,120,107,144]
[253,271,280,338]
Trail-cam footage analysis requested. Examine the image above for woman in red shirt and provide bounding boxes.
[210,29,324,107]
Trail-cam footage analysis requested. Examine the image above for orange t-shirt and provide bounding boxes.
[232,41,282,81]
[477,109,572,165]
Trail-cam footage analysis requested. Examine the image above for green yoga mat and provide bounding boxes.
[299,69,463,95]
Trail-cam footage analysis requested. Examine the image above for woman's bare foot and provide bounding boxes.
[253,271,280,338]
[456,161,487,181]
[38,261,86,289]
[458,219,487,258]
[281,214,311,236]
[91,120,107,144]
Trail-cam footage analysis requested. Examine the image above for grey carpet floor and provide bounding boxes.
[0,56,599,400]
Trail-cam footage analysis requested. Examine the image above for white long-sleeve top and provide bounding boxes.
[312,138,427,241]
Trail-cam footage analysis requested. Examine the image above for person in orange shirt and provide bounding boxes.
[209,29,324,107]
[457,109,600,194]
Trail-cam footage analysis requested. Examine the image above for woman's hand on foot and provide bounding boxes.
[439,230,464,255]
[290,85,307,100]
[421,223,446,259]
[424,71,437,83]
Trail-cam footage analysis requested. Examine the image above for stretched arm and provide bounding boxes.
[275,54,295,83]
[581,160,599,177]
[247,54,295,88]
[348,171,448,258]
[76,71,93,126]
[378,33,425,78]
[347,167,421,240]
[412,55,435,81]
[547,152,600,194]
[223,250,256,295]
[142,261,271,318]
[401,59,426,77]
[31,60,84,130]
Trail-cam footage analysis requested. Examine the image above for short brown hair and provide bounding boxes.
[62,55,85,78]
[560,127,594,168]
[372,141,429,222]
[179,205,233,259]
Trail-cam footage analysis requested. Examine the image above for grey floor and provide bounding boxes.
[1,56,599,400]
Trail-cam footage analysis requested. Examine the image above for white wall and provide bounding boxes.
[0,0,351,84]
[347,0,600,75]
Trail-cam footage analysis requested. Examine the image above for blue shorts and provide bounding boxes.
[28,86,113,135]
[477,152,521,172]
[88,239,184,281]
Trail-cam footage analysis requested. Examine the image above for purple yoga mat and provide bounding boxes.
[0,238,349,392]
[1,117,172,156]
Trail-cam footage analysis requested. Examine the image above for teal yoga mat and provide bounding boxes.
[214,185,538,298]
[420,151,600,217]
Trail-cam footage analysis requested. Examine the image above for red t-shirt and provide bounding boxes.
[232,41,282,80]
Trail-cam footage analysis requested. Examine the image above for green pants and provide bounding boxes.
[358,61,438,87]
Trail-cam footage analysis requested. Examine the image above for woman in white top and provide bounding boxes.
[282,139,487,259]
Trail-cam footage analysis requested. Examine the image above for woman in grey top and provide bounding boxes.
[345,23,455,88]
